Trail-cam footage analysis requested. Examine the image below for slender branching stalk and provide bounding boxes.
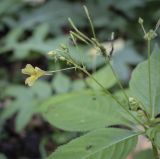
[68,18,93,43]
[46,67,76,75]
[138,17,160,159]
[46,13,160,159]
[63,55,147,128]
[106,58,129,100]
[82,66,147,128]
[67,10,149,129]
[70,31,90,45]
[83,7,130,104]
[147,39,153,118]
[83,5,96,39]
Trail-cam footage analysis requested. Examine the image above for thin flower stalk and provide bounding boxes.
[83,5,96,39]
[148,39,153,118]
[67,15,147,128]
[60,53,146,128]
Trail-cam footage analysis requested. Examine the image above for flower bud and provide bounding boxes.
[144,29,157,40]
[59,56,66,61]
[48,51,57,56]
[60,44,67,50]
[129,97,140,111]
[138,17,143,24]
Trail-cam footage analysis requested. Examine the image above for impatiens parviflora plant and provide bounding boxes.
[22,6,160,159]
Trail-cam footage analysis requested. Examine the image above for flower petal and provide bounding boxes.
[22,64,35,75]
[35,67,46,77]
[25,76,37,86]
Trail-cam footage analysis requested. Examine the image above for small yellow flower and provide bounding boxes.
[22,64,46,86]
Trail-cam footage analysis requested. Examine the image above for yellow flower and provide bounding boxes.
[22,64,46,86]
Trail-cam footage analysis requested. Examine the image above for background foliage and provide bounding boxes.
[0,0,160,158]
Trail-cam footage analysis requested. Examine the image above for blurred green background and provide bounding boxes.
[0,0,159,158]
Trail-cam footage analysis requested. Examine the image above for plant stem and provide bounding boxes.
[103,48,134,115]
[78,66,146,128]
[105,57,129,102]
[70,31,90,45]
[148,40,153,118]
[68,18,93,43]
[66,9,149,130]
[152,142,159,159]
[83,5,96,39]
[64,38,146,128]
[46,67,76,75]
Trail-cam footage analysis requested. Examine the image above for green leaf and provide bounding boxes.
[15,99,37,132]
[47,128,139,159]
[0,153,7,159]
[99,0,145,12]
[134,149,154,159]
[52,73,71,94]
[146,125,160,149]
[130,46,160,115]
[0,0,22,16]
[30,81,52,100]
[52,132,77,145]
[86,66,116,89]
[1,84,52,132]
[71,80,86,91]
[89,0,145,19]
[4,85,33,100]
[18,0,85,32]
[67,46,105,69]
[1,26,69,59]
[112,43,143,81]
[39,90,136,132]
[1,85,36,131]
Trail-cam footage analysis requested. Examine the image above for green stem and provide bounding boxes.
[83,5,96,39]
[70,31,90,45]
[46,67,76,75]
[103,47,136,116]
[78,66,146,128]
[140,23,147,35]
[64,45,146,129]
[105,57,129,102]
[68,18,93,43]
[152,142,159,159]
[148,40,153,118]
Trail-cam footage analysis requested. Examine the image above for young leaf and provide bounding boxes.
[39,90,137,132]
[86,66,117,89]
[47,128,139,159]
[130,46,160,116]
[52,73,71,94]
